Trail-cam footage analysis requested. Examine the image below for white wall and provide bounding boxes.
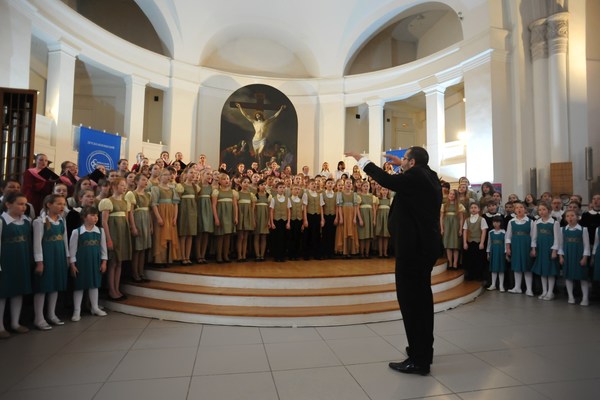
[0,1,32,88]
[203,38,310,79]
[587,0,600,187]
[345,106,369,154]
[445,91,465,142]
[347,35,394,76]
[417,11,463,59]
[143,87,164,144]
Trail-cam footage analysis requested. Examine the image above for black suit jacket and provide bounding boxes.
[364,163,442,267]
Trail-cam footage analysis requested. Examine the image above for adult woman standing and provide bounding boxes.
[22,154,58,216]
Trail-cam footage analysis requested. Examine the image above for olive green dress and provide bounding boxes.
[125,191,152,251]
[99,198,132,262]
[237,191,256,231]
[197,185,214,233]
[254,192,271,234]
[177,183,199,236]
[213,189,237,235]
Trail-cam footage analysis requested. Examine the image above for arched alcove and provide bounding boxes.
[345,2,463,75]
[62,0,170,57]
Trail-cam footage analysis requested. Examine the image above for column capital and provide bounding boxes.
[529,18,548,61]
[124,74,149,88]
[422,86,446,97]
[47,41,79,58]
[366,98,384,108]
[547,12,568,55]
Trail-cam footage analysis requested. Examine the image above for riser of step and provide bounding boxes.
[121,275,463,307]
[104,285,483,327]
[144,262,448,289]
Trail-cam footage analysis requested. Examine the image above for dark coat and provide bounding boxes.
[364,163,442,268]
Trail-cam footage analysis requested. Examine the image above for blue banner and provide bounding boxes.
[78,127,121,175]
[385,149,408,173]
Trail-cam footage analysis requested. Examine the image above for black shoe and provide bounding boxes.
[389,360,430,376]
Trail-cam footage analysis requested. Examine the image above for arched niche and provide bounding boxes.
[345,2,463,75]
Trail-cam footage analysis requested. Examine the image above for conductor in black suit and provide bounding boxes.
[346,147,442,375]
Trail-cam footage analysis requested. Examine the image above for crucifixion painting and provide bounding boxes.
[231,93,286,162]
[221,85,297,174]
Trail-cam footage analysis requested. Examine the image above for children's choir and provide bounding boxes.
[442,182,600,307]
[2,154,600,338]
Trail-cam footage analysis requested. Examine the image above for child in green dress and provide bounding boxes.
[559,210,591,306]
[69,206,108,321]
[100,178,132,300]
[212,173,238,263]
[33,194,69,330]
[177,168,199,265]
[0,192,33,338]
[125,174,152,281]
[236,177,255,262]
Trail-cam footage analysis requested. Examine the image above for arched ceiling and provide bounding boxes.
[68,0,478,78]
[130,0,473,77]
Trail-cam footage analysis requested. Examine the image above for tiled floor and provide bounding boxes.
[1,291,599,400]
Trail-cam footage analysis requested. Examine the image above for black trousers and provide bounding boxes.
[303,213,321,259]
[288,220,303,259]
[463,241,485,281]
[270,220,288,259]
[322,215,336,258]
[396,256,435,366]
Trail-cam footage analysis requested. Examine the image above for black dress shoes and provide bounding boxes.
[389,358,430,376]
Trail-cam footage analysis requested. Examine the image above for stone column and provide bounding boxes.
[463,54,500,184]
[46,42,78,165]
[367,99,384,164]
[124,75,148,162]
[317,93,345,172]
[547,12,570,162]
[529,18,551,193]
[162,77,199,161]
[424,86,446,172]
[0,1,32,88]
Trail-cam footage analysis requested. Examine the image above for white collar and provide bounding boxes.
[588,209,600,215]
[1,211,30,224]
[565,224,583,231]
[39,211,64,223]
[78,225,101,234]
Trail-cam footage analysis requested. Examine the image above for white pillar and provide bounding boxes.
[124,75,148,162]
[0,1,32,88]
[464,51,513,188]
[317,93,345,169]
[423,86,446,173]
[566,2,590,200]
[46,42,78,165]
[367,99,384,164]
[547,12,570,163]
[162,77,199,161]
[529,18,551,193]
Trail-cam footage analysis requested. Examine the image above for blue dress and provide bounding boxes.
[0,216,33,298]
[509,219,532,272]
[531,220,559,276]
[562,227,588,281]
[487,230,506,273]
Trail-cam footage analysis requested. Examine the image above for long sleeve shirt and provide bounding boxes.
[68,225,108,263]
[33,214,69,262]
